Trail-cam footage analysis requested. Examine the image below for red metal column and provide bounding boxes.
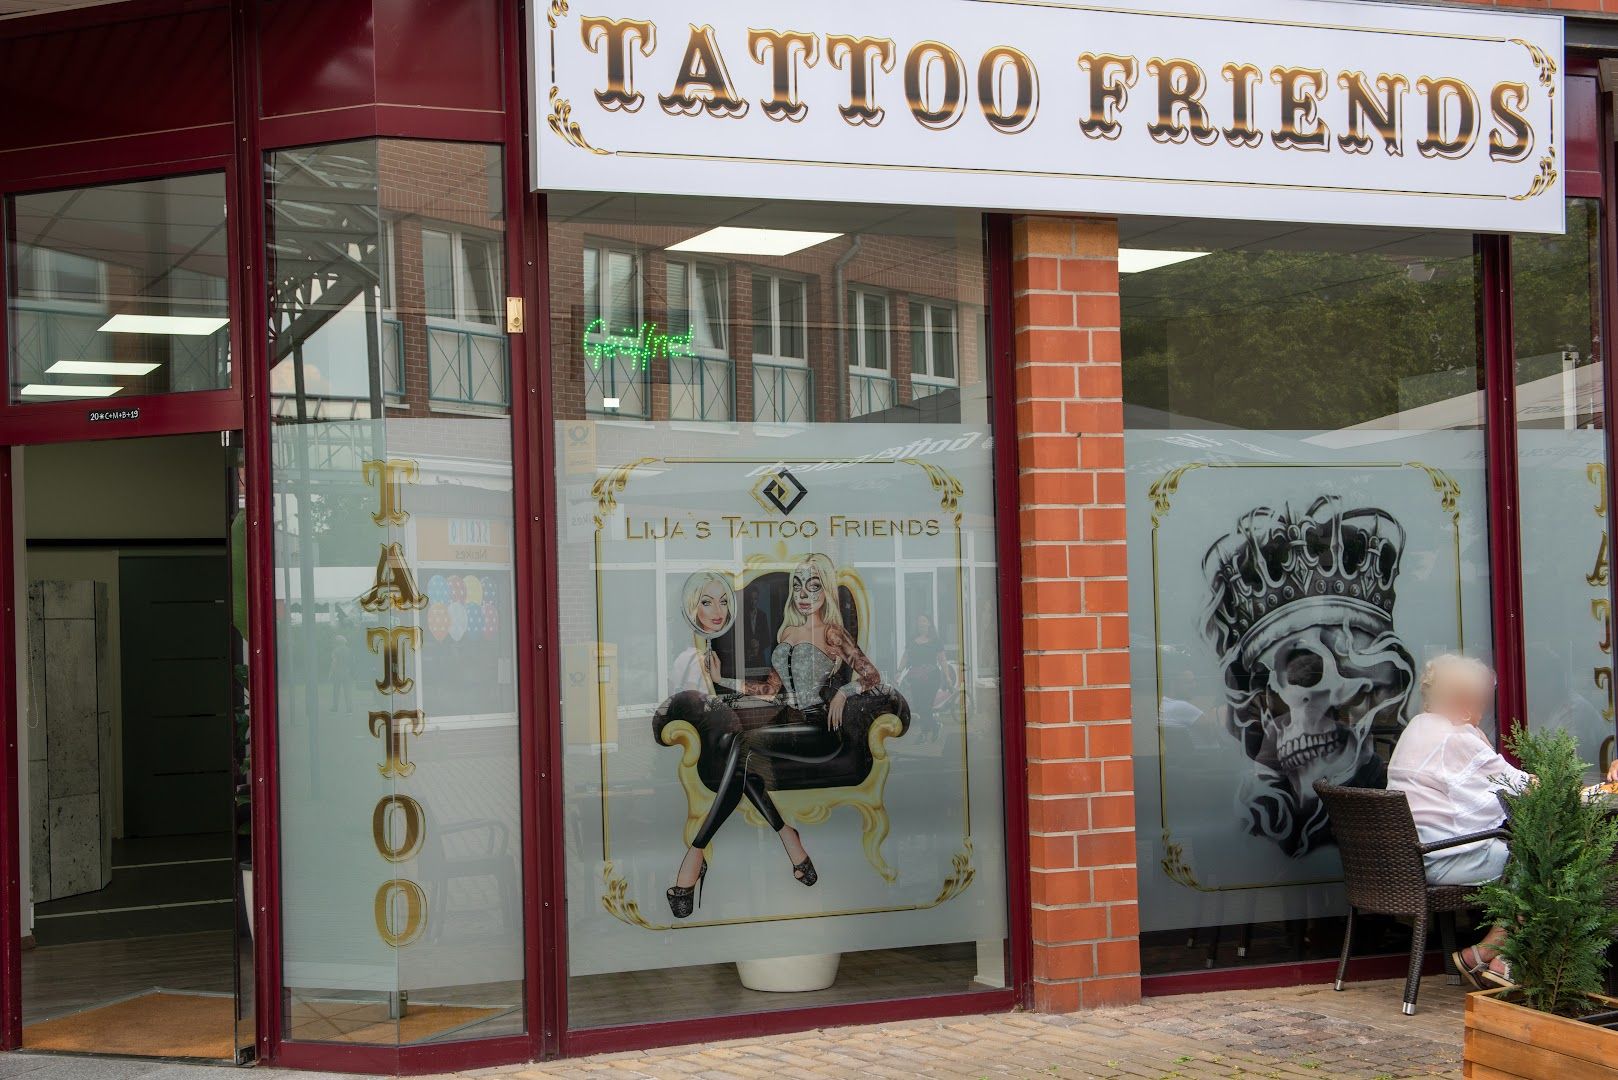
[987,214,1034,1009]
[230,0,284,1063]
[0,447,19,1051]
[1481,235,1528,747]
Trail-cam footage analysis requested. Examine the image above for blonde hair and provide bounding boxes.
[779,553,844,635]
[1420,653,1495,713]
[681,571,734,637]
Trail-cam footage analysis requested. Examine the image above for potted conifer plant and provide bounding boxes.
[1463,726,1618,1078]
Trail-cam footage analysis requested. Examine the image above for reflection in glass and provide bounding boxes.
[7,173,231,402]
[1121,224,1492,976]
[266,139,523,1048]
[1513,199,1614,781]
[549,196,1006,1028]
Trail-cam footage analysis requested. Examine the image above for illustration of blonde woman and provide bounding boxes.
[669,571,733,695]
[655,553,910,919]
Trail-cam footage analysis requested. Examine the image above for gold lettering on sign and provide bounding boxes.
[1590,532,1610,589]
[1077,53,1137,141]
[361,457,427,949]
[1146,58,1217,145]
[977,46,1039,135]
[1220,62,1263,148]
[1416,77,1479,159]
[360,544,428,612]
[904,41,968,130]
[373,794,428,863]
[659,24,750,117]
[374,879,427,948]
[749,29,819,122]
[1592,463,1609,518]
[370,710,426,778]
[1271,67,1329,151]
[1489,82,1533,163]
[827,35,894,127]
[364,459,419,526]
[367,625,422,694]
[581,16,657,112]
[1336,72,1407,156]
[1598,668,1615,723]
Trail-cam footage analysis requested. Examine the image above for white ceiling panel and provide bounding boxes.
[0,0,133,20]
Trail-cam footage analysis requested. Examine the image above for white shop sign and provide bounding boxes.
[529,0,1565,233]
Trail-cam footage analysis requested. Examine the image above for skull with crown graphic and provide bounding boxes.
[1202,496,1415,857]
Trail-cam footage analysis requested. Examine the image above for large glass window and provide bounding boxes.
[1514,199,1615,781]
[266,139,523,1048]
[7,173,231,402]
[549,196,1007,1028]
[1122,223,1491,976]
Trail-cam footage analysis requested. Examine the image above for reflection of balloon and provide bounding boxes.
[448,575,466,604]
[449,602,468,642]
[427,602,450,642]
[464,575,484,606]
[481,601,498,638]
[427,575,450,605]
[466,601,485,637]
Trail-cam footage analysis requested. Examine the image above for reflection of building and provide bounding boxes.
[546,211,985,424]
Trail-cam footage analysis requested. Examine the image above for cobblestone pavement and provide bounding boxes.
[446,976,1467,1080]
[0,977,1466,1079]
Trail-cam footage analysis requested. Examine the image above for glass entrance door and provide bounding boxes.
[15,431,252,1062]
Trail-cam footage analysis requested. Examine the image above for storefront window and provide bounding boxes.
[1123,224,1491,974]
[1514,199,1615,780]
[549,196,1007,1027]
[7,173,231,402]
[266,139,524,1046]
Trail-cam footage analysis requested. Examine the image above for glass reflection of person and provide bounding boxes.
[900,614,944,728]
[663,553,909,919]
[669,572,733,694]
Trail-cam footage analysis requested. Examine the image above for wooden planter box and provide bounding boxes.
[1464,988,1618,1079]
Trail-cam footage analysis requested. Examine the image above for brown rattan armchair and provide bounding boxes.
[1314,780,1509,1015]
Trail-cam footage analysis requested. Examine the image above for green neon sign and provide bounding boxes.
[584,319,696,371]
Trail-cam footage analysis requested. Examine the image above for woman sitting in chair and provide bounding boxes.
[1387,653,1528,988]
[661,553,909,919]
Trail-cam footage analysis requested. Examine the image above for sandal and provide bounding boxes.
[1480,960,1514,989]
[1452,947,1491,990]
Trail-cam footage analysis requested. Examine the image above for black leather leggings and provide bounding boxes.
[690,703,841,849]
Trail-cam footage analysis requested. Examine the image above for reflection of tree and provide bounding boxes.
[1124,248,1478,429]
[1513,199,1601,383]
[304,486,384,567]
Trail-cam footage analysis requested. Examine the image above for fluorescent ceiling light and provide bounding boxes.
[47,360,161,376]
[98,314,229,337]
[20,383,123,398]
[1118,248,1211,274]
[668,227,842,257]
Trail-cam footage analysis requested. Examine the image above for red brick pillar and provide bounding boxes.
[1012,215,1141,1011]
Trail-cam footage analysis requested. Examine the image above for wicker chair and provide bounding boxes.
[1314,780,1509,1015]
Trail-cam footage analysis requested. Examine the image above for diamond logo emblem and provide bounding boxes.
[752,468,808,516]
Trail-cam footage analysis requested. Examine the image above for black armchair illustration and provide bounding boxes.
[652,560,911,881]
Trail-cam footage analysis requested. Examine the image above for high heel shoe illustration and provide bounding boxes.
[666,857,707,919]
[792,854,817,887]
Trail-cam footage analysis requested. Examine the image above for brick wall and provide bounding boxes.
[1012,215,1140,1012]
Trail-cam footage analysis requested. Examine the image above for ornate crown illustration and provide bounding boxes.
[1201,496,1404,657]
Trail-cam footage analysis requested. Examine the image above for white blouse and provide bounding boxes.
[1387,712,1529,847]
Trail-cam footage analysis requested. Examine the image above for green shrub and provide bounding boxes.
[1476,726,1618,1016]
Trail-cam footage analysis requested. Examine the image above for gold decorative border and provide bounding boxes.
[589,455,978,930]
[1149,460,1466,893]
